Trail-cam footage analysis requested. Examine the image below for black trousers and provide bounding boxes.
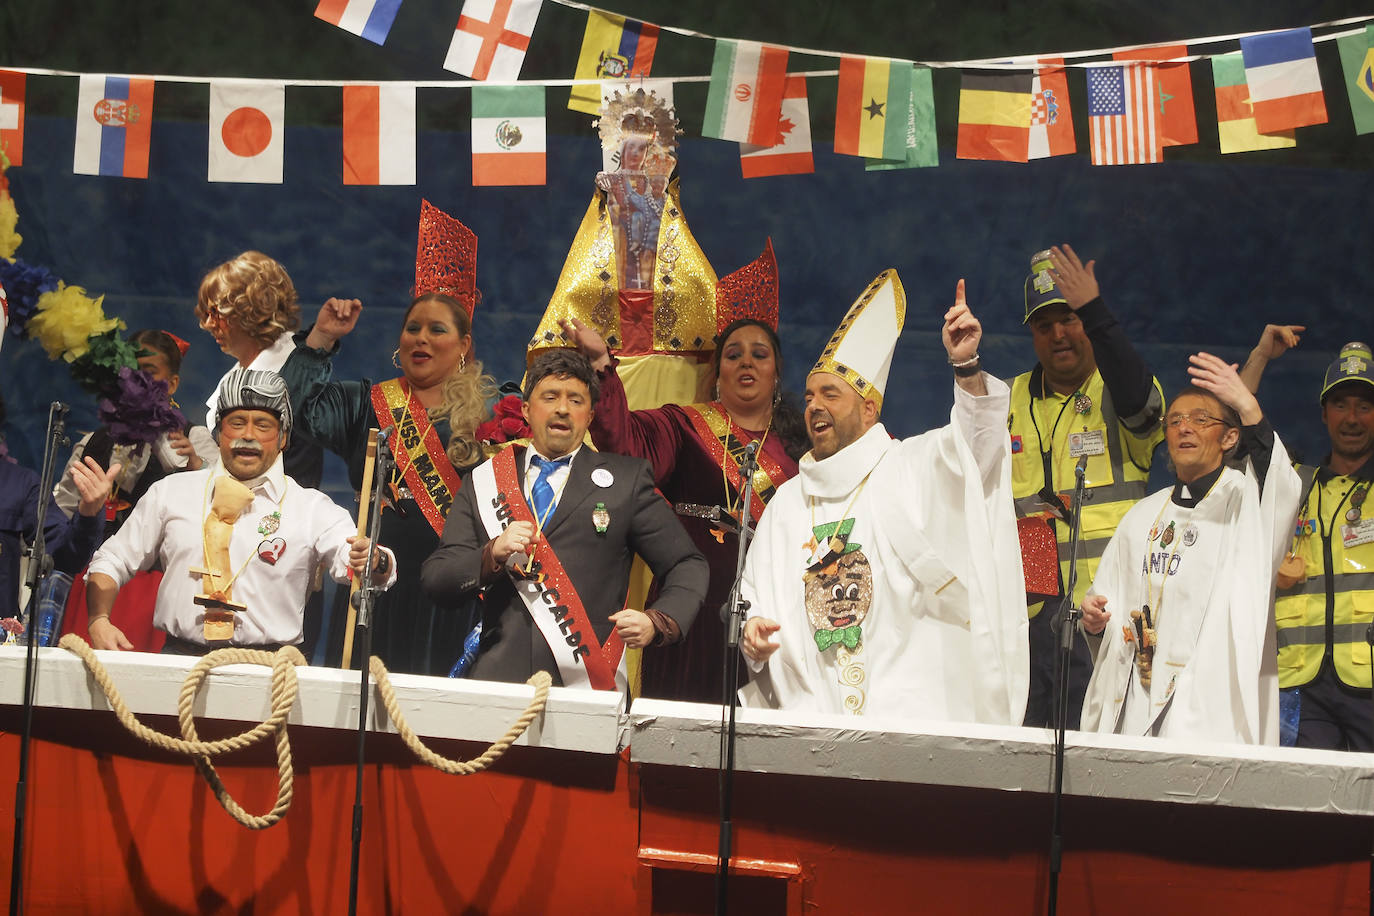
[1293,661,1374,753]
[1023,602,1094,729]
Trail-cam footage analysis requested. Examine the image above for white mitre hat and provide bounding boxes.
[809,269,907,412]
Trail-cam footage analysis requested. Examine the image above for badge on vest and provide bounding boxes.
[1067,429,1106,459]
[1342,520,1374,550]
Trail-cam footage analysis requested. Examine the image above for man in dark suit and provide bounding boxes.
[422,350,707,690]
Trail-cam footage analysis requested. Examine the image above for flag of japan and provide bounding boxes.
[74,75,155,178]
[0,70,25,167]
[343,84,415,185]
[1087,64,1162,165]
[444,0,543,82]
[209,81,285,183]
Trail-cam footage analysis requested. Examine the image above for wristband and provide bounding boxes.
[953,359,982,378]
[948,353,980,368]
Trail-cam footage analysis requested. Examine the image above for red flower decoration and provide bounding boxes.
[477,394,530,444]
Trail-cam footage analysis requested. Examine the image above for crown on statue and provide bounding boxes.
[715,238,779,335]
[413,199,478,317]
[596,85,681,157]
[642,146,677,178]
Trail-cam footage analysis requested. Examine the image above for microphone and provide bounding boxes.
[1074,454,1088,479]
[744,440,759,456]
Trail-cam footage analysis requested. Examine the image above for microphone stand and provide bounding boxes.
[347,429,391,916]
[1047,456,1087,916]
[715,441,759,916]
[10,402,68,916]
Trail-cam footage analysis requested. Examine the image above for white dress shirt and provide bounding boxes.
[523,444,581,525]
[88,454,394,647]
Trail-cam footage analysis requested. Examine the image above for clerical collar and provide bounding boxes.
[1317,453,1374,485]
[799,423,892,501]
[1171,464,1224,507]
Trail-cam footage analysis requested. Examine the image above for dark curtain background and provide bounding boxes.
[1,0,1371,499]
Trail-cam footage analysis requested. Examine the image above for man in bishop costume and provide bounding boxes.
[739,272,1027,723]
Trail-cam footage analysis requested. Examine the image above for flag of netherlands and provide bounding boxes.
[343,85,415,185]
[1240,27,1328,133]
[0,70,23,166]
[569,12,659,115]
[74,75,155,178]
[1087,64,1161,165]
[445,0,543,82]
[702,40,789,146]
[472,85,545,186]
[313,0,403,45]
[740,75,814,178]
[834,56,911,159]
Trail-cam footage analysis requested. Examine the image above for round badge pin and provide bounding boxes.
[1182,523,1198,547]
[592,467,614,488]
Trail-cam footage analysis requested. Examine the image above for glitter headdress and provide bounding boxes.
[414,200,479,317]
[715,238,779,334]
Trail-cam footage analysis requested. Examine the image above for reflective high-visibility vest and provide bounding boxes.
[1008,366,1165,618]
[1275,466,1374,688]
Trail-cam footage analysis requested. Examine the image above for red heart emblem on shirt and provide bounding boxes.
[257,537,286,565]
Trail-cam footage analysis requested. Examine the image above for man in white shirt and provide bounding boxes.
[85,368,394,654]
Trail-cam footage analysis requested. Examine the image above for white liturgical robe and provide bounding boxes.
[1080,431,1301,744]
[740,377,1028,724]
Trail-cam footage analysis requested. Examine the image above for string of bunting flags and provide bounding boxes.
[0,5,1372,188]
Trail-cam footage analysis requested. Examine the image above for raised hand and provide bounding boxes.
[1252,324,1304,361]
[1188,352,1262,425]
[307,297,363,349]
[941,279,982,364]
[1048,244,1099,310]
[70,456,122,518]
[559,317,612,371]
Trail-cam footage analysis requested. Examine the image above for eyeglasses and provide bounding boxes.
[1164,410,1226,430]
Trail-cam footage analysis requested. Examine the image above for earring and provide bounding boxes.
[460,354,467,372]
[772,384,782,408]
[392,349,401,369]
[713,380,720,401]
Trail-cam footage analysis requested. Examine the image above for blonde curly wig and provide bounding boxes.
[196,251,301,348]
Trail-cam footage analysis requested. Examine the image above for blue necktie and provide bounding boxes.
[530,455,570,525]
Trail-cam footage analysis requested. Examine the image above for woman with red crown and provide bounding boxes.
[280,201,495,675]
[563,240,809,703]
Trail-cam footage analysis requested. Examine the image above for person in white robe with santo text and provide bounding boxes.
[1080,353,1302,744]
